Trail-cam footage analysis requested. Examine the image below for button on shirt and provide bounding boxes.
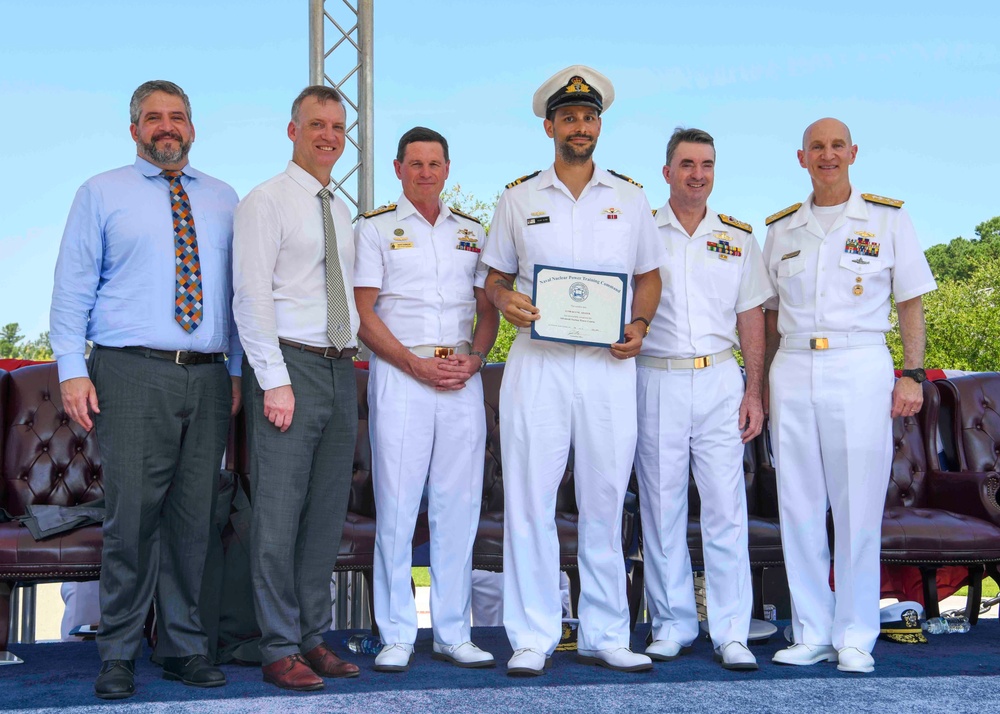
[642,204,774,359]
[482,164,665,328]
[354,195,487,347]
[50,156,242,382]
[762,188,937,337]
[233,160,360,391]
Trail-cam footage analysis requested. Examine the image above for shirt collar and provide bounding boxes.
[791,185,867,237]
[395,193,451,226]
[655,201,722,237]
[134,155,204,181]
[537,163,614,192]
[285,160,331,196]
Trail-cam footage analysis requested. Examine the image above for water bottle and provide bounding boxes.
[344,633,383,654]
[921,616,971,635]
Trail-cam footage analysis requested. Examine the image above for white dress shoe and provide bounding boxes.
[714,641,758,671]
[772,643,838,666]
[373,643,414,673]
[432,641,495,668]
[577,647,653,672]
[645,640,692,662]
[837,647,875,673]
[507,648,549,677]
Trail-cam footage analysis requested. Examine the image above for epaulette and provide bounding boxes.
[862,193,904,209]
[607,169,642,188]
[359,203,397,219]
[449,206,482,225]
[505,171,540,189]
[719,214,752,234]
[765,203,802,226]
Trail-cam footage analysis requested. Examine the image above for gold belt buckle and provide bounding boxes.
[810,338,829,350]
[434,346,455,359]
[692,356,711,369]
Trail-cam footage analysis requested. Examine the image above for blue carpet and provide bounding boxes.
[2,622,998,713]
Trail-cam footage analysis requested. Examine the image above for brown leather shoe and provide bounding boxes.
[262,654,324,691]
[304,642,361,678]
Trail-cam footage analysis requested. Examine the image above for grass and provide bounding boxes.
[953,578,1000,599]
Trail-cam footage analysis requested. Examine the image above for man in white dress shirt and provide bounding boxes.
[354,126,499,672]
[763,117,936,674]
[635,127,773,672]
[233,85,361,691]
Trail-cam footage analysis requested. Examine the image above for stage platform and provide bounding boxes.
[2,623,998,713]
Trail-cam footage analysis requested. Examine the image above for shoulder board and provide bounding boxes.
[718,214,752,234]
[359,203,397,219]
[862,193,904,209]
[505,170,541,189]
[449,207,482,225]
[765,203,803,226]
[607,169,642,188]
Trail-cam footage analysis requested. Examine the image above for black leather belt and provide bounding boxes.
[101,345,226,365]
[278,338,358,360]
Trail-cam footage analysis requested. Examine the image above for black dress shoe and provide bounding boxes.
[95,659,136,700]
[161,654,226,687]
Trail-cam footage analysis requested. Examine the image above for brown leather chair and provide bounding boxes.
[0,363,104,653]
[880,380,1000,620]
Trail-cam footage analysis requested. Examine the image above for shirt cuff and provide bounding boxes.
[56,354,89,383]
[226,354,243,378]
[255,363,291,391]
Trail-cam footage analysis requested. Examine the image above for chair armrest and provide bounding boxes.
[925,470,1000,526]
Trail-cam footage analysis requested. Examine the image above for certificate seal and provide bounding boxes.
[569,282,589,302]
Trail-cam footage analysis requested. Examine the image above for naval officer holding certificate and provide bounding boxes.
[532,265,627,346]
[482,65,665,675]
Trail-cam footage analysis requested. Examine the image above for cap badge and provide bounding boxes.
[565,76,591,94]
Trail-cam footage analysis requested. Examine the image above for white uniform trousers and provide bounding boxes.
[369,354,485,646]
[770,344,893,652]
[635,358,752,649]
[501,334,636,653]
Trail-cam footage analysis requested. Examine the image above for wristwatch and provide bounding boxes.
[901,368,927,383]
[631,316,651,336]
[471,350,488,372]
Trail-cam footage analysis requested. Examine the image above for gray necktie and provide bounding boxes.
[318,188,352,349]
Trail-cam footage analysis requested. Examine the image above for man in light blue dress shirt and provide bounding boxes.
[50,80,241,700]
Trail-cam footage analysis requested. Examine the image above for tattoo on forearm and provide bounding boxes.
[492,276,513,291]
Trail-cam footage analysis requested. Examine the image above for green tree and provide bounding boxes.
[924,216,1000,284]
[0,323,53,361]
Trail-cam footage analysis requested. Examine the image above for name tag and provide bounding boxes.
[527,216,550,226]
[390,241,414,250]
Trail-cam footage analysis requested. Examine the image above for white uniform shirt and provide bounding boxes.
[762,188,936,337]
[233,160,360,390]
[642,203,774,359]
[353,194,487,347]
[482,164,665,329]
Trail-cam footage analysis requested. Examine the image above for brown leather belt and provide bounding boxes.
[278,338,358,360]
[104,345,226,365]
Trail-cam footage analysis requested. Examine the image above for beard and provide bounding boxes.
[141,132,192,165]
[556,134,597,165]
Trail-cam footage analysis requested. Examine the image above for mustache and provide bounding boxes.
[567,133,593,140]
[153,131,183,142]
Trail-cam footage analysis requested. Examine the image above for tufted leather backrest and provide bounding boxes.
[0,369,8,505]
[884,381,939,509]
[1,363,104,516]
[937,373,1000,474]
[481,364,504,513]
[350,367,375,517]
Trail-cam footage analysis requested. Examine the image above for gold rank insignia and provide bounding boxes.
[719,214,752,234]
[449,206,482,224]
[652,208,658,217]
[602,207,621,220]
[607,169,642,188]
[862,193,904,209]
[360,203,397,219]
[766,203,803,226]
[506,170,541,189]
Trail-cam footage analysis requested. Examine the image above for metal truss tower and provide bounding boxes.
[309,0,374,215]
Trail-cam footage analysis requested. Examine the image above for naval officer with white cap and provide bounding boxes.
[482,65,666,676]
[763,117,936,674]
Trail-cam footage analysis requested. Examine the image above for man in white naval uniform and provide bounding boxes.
[763,118,936,674]
[354,127,499,673]
[482,65,666,676]
[636,128,773,671]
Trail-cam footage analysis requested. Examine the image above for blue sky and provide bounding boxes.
[3,0,998,338]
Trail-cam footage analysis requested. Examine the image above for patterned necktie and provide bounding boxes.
[318,188,352,349]
[163,170,202,333]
